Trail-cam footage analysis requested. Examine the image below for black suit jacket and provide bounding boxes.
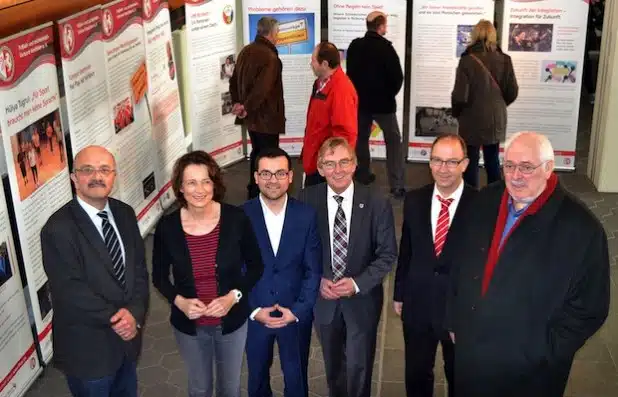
[393,183,475,334]
[152,203,264,336]
[41,198,149,379]
[298,182,397,327]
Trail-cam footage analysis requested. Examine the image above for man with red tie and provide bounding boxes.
[393,133,475,397]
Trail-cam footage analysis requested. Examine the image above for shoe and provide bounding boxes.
[390,188,406,199]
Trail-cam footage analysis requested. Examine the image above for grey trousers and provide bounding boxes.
[174,321,248,397]
[356,111,405,190]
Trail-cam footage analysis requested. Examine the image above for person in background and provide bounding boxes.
[394,133,475,397]
[41,145,149,397]
[243,147,322,397]
[152,150,264,397]
[298,137,397,397]
[446,131,610,396]
[302,42,358,187]
[230,16,285,200]
[346,11,406,198]
[451,19,518,189]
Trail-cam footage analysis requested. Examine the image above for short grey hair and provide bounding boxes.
[257,17,279,36]
[504,131,555,163]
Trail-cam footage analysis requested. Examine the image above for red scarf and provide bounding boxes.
[481,173,558,296]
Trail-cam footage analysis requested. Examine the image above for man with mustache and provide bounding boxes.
[41,145,149,397]
[446,131,610,396]
[243,147,322,397]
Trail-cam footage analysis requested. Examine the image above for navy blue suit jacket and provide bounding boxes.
[243,196,322,324]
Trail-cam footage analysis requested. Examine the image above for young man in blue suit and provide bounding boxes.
[243,147,322,397]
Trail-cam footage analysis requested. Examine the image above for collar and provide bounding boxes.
[432,180,464,202]
[317,67,344,93]
[365,30,390,42]
[506,172,559,217]
[507,196,529,217]
[259,193,288,217]
[254,35,279,55]
[327,181,354,203]
[76,195,111,219]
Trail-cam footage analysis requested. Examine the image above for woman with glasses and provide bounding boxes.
[152,150,264,397]
[451,19,519,189]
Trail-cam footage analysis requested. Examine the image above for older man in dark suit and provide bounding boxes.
[298,137,397,397]
[394,133,475,397]
[41,145,149,397]
[447,131,610,397]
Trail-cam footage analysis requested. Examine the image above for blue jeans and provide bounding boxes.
[174,322,248,397]
[65,356,137,397]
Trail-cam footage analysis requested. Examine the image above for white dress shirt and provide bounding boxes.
[430,181,464,241]
[327,183,359,293]
[259,193,287,255]
[76,196,126,262]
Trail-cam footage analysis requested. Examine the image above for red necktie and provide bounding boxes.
[434,196,454,257]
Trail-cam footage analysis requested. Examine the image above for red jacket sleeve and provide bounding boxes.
[330,86,358,148]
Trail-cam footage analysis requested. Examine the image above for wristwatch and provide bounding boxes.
[232,289,242,303]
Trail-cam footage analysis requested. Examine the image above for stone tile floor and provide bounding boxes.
[25,104,618,397]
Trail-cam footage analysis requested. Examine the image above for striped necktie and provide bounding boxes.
[97,211,126,286]
[434,196,454,257]
[332,195,347,281]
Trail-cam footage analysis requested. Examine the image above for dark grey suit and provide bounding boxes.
[41,198,149,379]
[298,182,397,397]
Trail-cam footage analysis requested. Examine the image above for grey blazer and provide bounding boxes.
[298,182,397,326]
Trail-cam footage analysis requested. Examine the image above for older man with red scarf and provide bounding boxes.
[445,131,610,397]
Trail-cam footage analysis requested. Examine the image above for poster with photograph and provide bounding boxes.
[0,184,40,397]
[501,0,588,170]
[408,0,495,161]
[242,0,321,155]
[58,5,116,155]
[102,0,163,234]
[185,0,244,166]
[328,0,407,160]
[0,22,73,364]
[142,0,186,209]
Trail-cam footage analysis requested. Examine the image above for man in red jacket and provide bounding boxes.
[302,41,358,186]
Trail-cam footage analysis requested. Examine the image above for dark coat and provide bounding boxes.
[451,41,518,146]
[446,180,610,397]
[152,204,264,336]
[346,31,404,114]
[394,183,476,335]
[41,198,149,379]
[229,35,285,134]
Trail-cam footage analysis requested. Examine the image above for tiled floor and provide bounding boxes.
[25,101,618,397]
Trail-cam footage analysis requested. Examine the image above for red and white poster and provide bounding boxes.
[0,185,40,397]
[58,5,115,154]
[0,22,73,364]
[102,0,163,234]
[185,0,244,166]
[142,0,186,209]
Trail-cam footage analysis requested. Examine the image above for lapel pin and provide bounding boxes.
[359,203,364,209]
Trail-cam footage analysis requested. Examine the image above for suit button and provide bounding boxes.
[473,275,479,280]
[270,290,275,295]
[471,305,476,311]
[434,272,439,276]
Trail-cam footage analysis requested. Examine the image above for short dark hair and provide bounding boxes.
[317,41,340,69]
[255,147,292,171]
[172,150,226,207]
[430,133,468,157]
[366,15,386,31]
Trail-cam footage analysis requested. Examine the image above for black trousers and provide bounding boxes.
[464,143,501,189]
[248,130,279,199]
[403,323,455,397]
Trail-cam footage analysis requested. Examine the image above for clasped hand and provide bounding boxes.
[254,304,297,328]
[320,277,356,299]
[110,308,138,341]
[175,293,236,320]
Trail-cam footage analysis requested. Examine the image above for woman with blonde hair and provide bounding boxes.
[451,19,519,188]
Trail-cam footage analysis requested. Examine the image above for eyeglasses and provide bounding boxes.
[258,170,289,180]
[503,161,546,175]
[429,158,466,169]
[320,158,354,171]
[183,179,212,190]
[74,166,115,177]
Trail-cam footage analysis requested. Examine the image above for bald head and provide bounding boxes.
[504,131,554,164]
[71,146,117,210]
[366,11,387,34]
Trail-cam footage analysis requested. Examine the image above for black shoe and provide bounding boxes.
[390,188,406,199]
